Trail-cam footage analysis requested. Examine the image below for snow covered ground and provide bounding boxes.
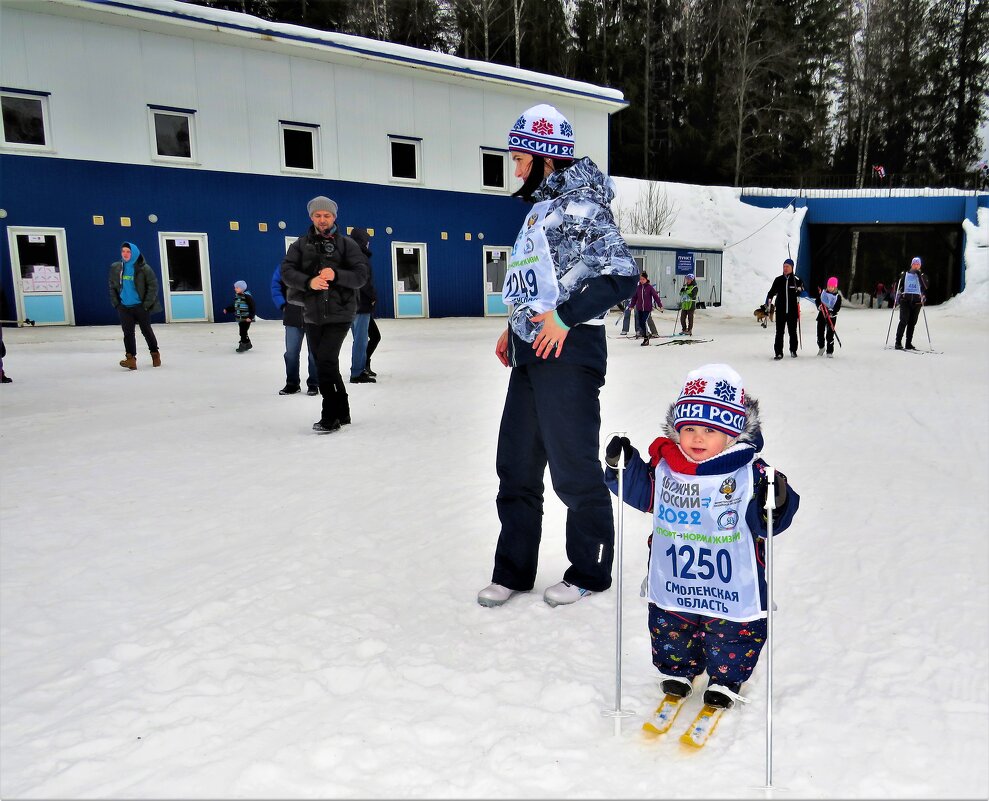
[1,305,987,799]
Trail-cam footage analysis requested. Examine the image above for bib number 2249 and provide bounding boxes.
[505,268,539,302]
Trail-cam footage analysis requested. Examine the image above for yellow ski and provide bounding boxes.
[679,704,725,747]
[641,693,687,736]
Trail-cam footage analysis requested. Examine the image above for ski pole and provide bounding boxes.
[602,431,634,735]
[921,298,933,347]
[884,278,901,346]
[763,466,776,789]
[797,297,802,350]
[821,304,842,348]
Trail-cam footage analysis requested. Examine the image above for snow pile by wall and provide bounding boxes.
[942,206,989,315]
[612,177,805,314]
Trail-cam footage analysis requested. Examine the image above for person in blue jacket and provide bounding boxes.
[108,241,162,370]
[603,364,799,712]
[270,265,318,395]
[477,103,639,609]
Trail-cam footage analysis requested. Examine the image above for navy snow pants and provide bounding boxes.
[492,362,614,593]
[648,605,767,687]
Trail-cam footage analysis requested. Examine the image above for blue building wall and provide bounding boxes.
[741,194,977,224]
[0,155,524,325]
[742,192,981,294]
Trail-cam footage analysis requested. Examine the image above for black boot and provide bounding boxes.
[703,682,741,709]
[661,677,693,698]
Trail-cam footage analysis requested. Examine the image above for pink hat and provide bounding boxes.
[826,277,838,289]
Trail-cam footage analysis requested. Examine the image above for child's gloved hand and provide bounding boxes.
[605,436,632,468]
[758,472,788,511]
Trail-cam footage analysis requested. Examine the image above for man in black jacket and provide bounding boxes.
[893,256,929,350]
[765,258,805,360]
[281,196,369,433]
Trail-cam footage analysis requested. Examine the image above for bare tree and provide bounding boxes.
[615,182,679,235]
[511,0,526,67]
[718,0,792,186]
[452,0,512,61]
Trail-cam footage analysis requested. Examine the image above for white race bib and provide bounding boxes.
[648,460,764,622]
[502,199,560,314]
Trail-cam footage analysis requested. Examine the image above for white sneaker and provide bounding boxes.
[477,583,522,608]
[817,347,824,356]
[826,353,834,359]
[543,580,595,607]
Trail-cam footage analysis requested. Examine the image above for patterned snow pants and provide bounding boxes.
[648,604,767,686]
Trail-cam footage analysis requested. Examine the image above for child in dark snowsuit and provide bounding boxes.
[223,280,256,352]
[604,364,799,712]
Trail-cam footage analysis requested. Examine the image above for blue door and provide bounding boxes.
[7,228,74,325]
[159,233,213,322]
[392,243,427,318]
[483,246,510,316]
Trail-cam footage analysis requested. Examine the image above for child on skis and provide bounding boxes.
[604,364,799,719]
[223,280,255,352]
[815,277,842,357]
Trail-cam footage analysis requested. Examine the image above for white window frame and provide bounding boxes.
[0,89,53,152]
[279,121,320,174]
[479,148,509,192]
[388,135,421,184]
[694,258,707,280]
[148,106,197,164]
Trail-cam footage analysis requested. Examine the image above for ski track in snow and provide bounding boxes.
[1,308,987,799]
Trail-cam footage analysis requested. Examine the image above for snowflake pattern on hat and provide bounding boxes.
[512,115,526,132]
[713,379,737,403]
[561,121,573,138]
[683,379,707,396]
[532,117,554,136]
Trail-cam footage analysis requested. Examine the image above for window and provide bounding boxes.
[694,258,707,280]
[1,89,51,150]
[633,256,646,273]
[480,148,507,190]
[280,121,319,173]
[389,136,421,182]
[149,106,195,162]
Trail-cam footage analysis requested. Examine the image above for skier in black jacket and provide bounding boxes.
[893,257,929,351]
[765,259,805,360]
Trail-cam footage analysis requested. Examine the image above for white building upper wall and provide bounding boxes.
[0,0,624,194]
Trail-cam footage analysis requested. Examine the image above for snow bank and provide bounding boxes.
[942,206,989,315]
[612,178,805,314]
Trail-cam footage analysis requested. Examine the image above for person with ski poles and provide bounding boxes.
[765,258,805,360]
[477,103,638,609]
[678,273,699,336]
[815,277,842,358]
[893,257,929,351]
[603,364,800,722]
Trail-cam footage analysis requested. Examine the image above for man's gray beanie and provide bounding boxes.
[307,196,338,216]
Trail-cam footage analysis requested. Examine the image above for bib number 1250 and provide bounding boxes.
[505,268,538,301]
[665,544,732,583]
